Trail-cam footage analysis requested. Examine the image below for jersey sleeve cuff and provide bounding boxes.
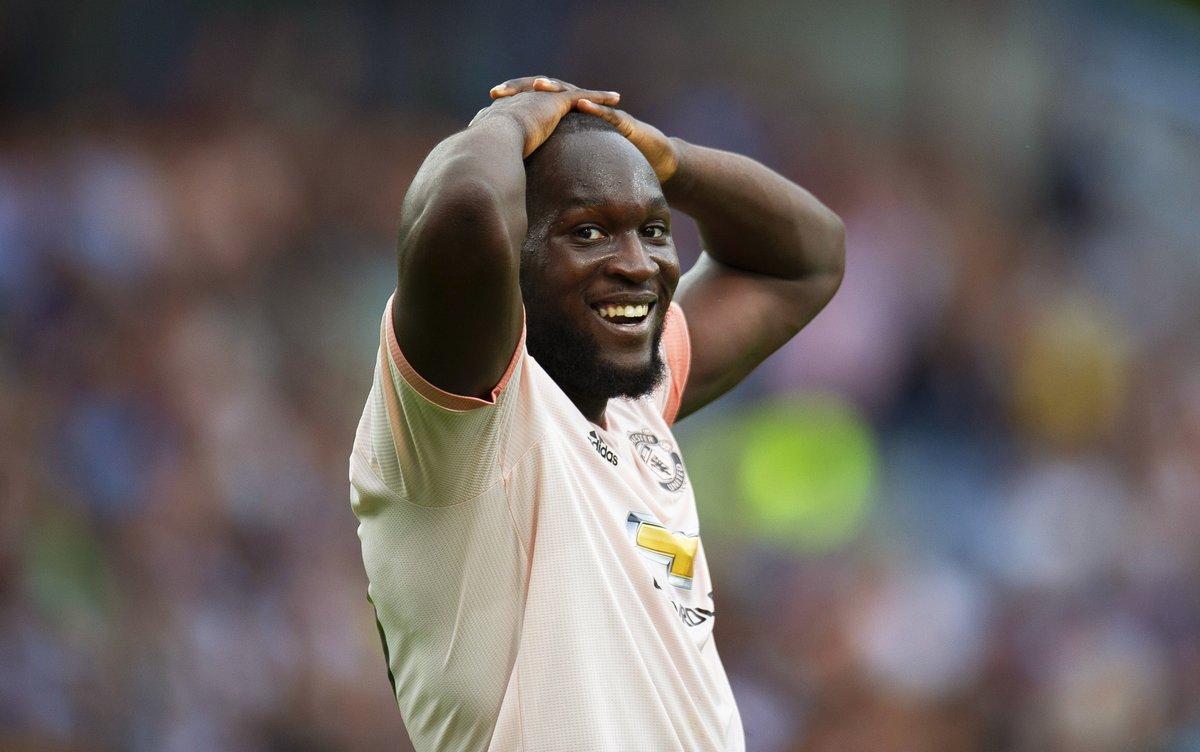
[384,292,526,412]
[661,301,692,425]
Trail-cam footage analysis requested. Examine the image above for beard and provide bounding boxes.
[522,296,667,402]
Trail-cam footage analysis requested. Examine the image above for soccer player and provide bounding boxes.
[350,76,844,751]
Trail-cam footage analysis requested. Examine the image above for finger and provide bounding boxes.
[532,77,565,92]
[571,89,621,106]
[490,77,567,100]
[490,77,618,103]
[575,98,632,134]
[491,75,558,96]
[491,87,619,106]
[489,80,533,99]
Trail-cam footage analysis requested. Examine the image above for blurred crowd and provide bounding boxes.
[2,1,1199,750]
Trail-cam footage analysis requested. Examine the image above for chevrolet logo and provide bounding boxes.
[626,512,699,590]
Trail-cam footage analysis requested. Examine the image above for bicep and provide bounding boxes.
[393,177,526,402]
[673,253,841,420]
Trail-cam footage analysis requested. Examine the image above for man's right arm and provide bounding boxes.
[392,81,620,400]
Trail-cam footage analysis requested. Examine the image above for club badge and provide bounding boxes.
[628,430,687,492]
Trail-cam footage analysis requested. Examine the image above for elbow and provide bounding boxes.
[819,212,846,306]
[820,208,846,274]
[799,207,845,307]
[775,210,844,334]
[824,210,846,290]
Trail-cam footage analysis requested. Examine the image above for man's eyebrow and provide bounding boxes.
[556,195,670,214]
[557,197,605,211]
[646,196,670,213]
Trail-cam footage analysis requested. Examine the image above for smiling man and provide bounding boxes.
[349,76,844,751]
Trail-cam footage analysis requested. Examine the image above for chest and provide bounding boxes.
[538,411,715,630]
[564,413,695,525]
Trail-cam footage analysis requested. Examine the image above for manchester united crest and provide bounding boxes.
[628,430,687,493]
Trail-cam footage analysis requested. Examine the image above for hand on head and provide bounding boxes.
[485,75,680,183]
[468,77,620,158]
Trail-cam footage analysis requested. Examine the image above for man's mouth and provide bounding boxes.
[592,302,654,326]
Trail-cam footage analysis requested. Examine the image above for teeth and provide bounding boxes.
[595,303,650,320]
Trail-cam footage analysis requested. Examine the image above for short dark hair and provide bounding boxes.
[528,111,621,160]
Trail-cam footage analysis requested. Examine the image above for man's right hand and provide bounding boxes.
[469,77,620,158]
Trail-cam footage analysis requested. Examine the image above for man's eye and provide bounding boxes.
[643,224,668,239]
[575,226,604,241]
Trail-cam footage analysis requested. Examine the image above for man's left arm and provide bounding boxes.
[661,138,845,420]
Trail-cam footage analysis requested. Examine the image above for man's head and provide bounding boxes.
[519,112,681,405]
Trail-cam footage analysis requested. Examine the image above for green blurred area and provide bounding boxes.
[683,394,877,553]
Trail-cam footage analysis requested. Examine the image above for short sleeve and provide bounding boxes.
[350,293,526,508]
[658,301,692,425]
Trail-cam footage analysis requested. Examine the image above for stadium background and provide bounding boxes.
[2,1,1199,750]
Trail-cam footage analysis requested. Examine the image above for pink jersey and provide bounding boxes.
[350,294,744,751]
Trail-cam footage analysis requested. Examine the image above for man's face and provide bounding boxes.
[520,130,681,403]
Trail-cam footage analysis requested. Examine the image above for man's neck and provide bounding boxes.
[561,387,609,429]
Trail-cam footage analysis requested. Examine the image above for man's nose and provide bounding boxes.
[607,232,659,282]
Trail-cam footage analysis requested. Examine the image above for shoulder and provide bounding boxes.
[351,295,546,508]
[658,301,692,425]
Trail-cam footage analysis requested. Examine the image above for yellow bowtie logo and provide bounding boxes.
[627,512,699,590]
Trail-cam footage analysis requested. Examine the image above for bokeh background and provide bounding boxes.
[3,1,1199,750]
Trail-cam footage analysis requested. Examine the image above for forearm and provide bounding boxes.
[662,139,844,281]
